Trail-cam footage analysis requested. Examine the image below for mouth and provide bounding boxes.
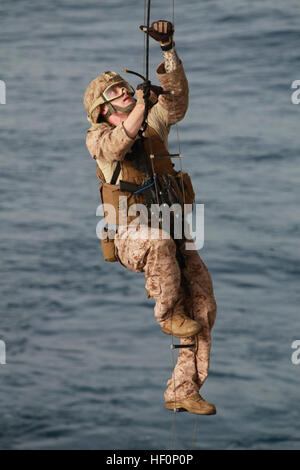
[124,96,134,103]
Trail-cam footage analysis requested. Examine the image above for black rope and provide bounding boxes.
[141,0,195,451]
[146,0,151,79]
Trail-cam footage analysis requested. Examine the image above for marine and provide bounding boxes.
[83,20,217,415]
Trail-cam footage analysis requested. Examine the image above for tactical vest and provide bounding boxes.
[96,125,195,261]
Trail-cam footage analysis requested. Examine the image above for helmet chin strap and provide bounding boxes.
[104,100,136,119]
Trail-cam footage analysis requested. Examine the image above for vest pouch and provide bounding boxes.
[100,181,146,227]
[100,228,117,262]
[100,183,120,225]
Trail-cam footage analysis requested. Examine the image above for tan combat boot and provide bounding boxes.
[160,313,201,338]
[165,393,216,415]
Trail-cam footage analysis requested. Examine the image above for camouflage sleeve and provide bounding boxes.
[163,47,181,73]
[156,47,189,125]
[86,122,134,163]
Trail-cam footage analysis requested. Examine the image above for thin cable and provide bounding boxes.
[143,0,161,214]
[167,6,202,450]
[168,0,183,450]
[141,0,188,450]
[141,6,177,444]
[168,0,186,207]
[191,336,199,448]
[146,0,151,79]
[143,0,146,76]
[172,0,175,26]
[169,333,177,450]
[191,414,199,449]
[139,8,177,448]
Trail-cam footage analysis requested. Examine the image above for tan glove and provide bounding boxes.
[139,20,174,47]
[135,88,145,105]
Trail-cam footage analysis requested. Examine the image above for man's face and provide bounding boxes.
[104,84,135,109]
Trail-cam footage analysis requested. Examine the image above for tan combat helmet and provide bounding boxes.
[83,71,135,129]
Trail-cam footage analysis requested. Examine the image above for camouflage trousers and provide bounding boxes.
[114,223,217,400]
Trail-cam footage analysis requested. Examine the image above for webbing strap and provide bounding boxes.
[110,161,121,185]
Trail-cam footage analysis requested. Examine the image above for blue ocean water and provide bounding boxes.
[0,0,300,450]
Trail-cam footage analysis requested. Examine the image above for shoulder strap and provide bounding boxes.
[110,161,121,185]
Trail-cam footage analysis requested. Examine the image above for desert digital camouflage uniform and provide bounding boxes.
[85,48,217,400]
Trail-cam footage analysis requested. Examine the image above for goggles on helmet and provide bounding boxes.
[102,82,135,103]
[88,79,135,124]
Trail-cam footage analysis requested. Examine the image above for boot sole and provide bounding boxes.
[161,326,201,338]
[165,401,216,415]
